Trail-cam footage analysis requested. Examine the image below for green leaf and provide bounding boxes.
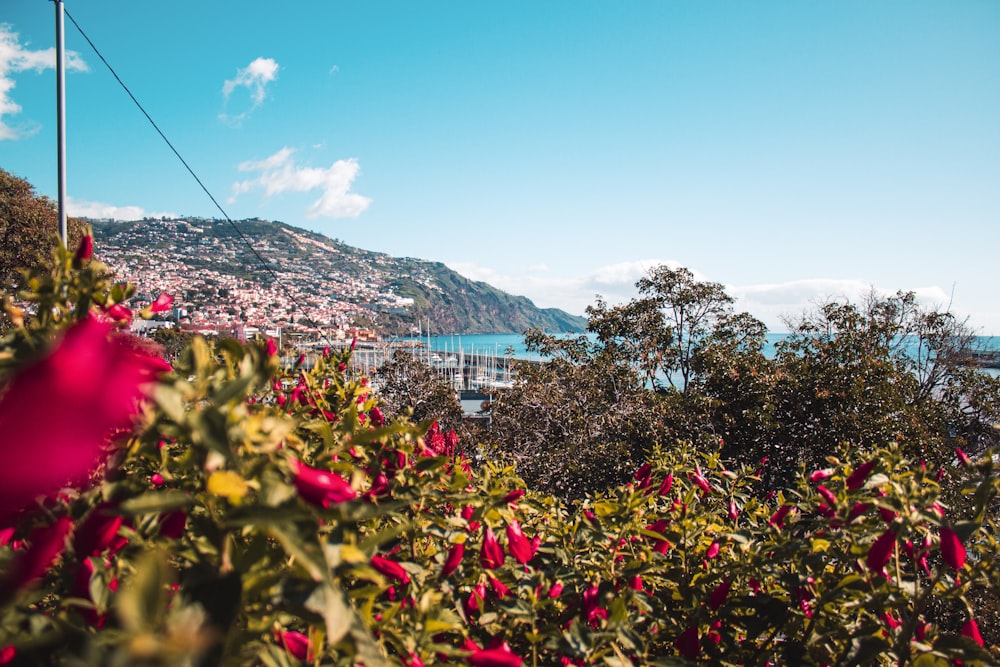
[116,549,169,633]
[120,490,192,515]
[305,582,353,646]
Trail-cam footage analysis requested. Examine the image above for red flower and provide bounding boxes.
[867,530,896,574]
[0,516,73,597]
[371,555,410,584]
[0,317,167,518]
[961,618,984,647]
[73,503,123,557]
[468,642,523,667]
[548,581,563,598]
[441,543,464,576]
[480,527,505,569]
[633,463,652,488]
[690,466,713,494]
[816,485,837,506]
[158,509,187,540]
[369,406,384,427]
[657,473,673,497]
[275,629,312,660]
[705,541,720,559]
[846,460,876,490]
[106,303,133,323]
[769,505,793,529]
[675,626,700,660]
[149,293,173,313]
[503,489,525,505]
[505,520,537,565]
[74,234,93,261]
[266,339,278,357]
[489,575,510,598]
[709,578,731,610]
[727,500,739,521]
[583,585,606,624]
[405,652,426,667]
[940,526,967,570]
[290,460,356,507]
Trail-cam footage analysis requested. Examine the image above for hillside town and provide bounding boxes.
[93,217,419,345]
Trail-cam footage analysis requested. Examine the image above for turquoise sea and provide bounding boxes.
[402,332,1000,378]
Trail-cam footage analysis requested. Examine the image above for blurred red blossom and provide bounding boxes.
[0,316,168,518]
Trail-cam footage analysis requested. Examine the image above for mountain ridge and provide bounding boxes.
[89,217,587,335]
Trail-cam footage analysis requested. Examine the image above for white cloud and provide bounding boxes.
[446,259,966,332]
[231,147,372,219]
[66,196,176,221]
[729,279,952,331]
[220,56,278,125]
[0,24,87,140]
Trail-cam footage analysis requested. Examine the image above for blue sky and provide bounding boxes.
[3,1,998,332]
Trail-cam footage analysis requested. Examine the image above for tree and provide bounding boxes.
[0,168,84,288]
[372,350,465,436]
[486,329,670,499]
[587,265,736,393]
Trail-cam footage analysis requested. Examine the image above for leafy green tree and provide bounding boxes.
[587,265,739,393]
[0,168,84,289]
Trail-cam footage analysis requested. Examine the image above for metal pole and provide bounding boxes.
[55,0,68,246]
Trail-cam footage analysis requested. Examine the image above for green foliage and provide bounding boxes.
[0,245,998,665]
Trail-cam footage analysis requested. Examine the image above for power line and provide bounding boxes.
[63,7,337,349]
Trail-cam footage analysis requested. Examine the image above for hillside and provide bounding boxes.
[90,217,586,335]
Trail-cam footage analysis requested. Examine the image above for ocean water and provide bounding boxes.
[404,332,1000,378]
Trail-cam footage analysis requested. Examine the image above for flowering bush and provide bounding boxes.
[0,238,997,665]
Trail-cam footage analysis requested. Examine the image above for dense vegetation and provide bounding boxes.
[1,183,999,663]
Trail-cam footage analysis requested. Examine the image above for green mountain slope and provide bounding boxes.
[90,217,586,335]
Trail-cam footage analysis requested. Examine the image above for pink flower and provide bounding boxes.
[480,527,505,569]
[371,555,410,584]
[275,629,311,660]
[548,581,564,598]
[290,460,356,507]
[468,642,523,667]
[706,541,720,559]
[369,406,384,427]
[441,543,464,576]
[74,234,93,261]
[727,500,740,521]
[505,520,538,565]
[675,626,700,660]
[956,447,972,466]
[405,652,426,667]
[846,460,876,490]
[149,293,173,313]
[867,530,896,574]
[266,339,278,357]
[940,526,967,570]
[0,317,167,518]
[962,618,984,647]
[809,468,833,483]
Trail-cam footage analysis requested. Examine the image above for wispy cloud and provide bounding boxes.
[0,24,87,140]
[447,259,956,331]
[67,196,176,221]
[220,56,278,125]
[230,147,372,219]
